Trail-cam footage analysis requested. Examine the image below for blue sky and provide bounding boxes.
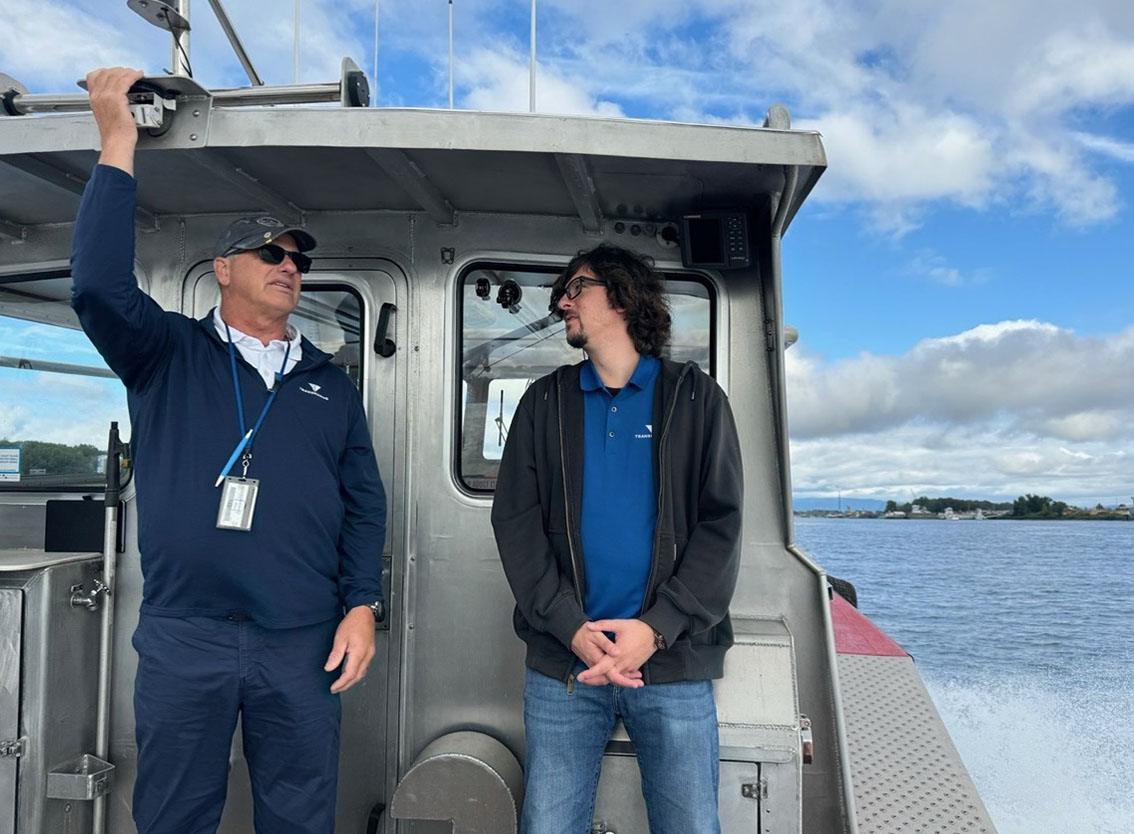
[2,0,1133,505]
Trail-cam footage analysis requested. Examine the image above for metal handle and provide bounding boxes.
[374,303,397,358]
[800,714,814,765]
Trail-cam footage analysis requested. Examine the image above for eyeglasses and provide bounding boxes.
[227,243,312,274]
[550,276,604,309]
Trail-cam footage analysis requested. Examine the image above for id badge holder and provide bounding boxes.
[217,476,259,531]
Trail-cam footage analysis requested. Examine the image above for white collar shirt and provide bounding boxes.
[213,307,303,390]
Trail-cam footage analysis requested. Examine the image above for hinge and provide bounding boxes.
[740,777,766,800]
[765,318,777,352]
[0,737,27,758]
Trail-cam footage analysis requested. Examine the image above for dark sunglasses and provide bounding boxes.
[549,275,604,313]
[228,243,312,274]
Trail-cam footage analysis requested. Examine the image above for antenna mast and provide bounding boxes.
[171,0,191,76]
[529,0,536,112]
[372,0,379,105]
[294,0,301,82]
[448,0,454,108]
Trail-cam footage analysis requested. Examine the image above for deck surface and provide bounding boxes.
[837,651,998,833]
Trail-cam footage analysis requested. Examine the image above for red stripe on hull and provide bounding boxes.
[830,592,907,656]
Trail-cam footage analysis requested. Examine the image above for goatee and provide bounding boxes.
[566,329,588,349]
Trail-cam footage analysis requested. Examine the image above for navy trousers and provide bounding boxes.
[131,614,342,834]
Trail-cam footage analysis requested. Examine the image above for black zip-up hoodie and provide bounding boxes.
[492,358,743,684]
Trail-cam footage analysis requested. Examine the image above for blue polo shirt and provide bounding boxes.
[579,355,659,620]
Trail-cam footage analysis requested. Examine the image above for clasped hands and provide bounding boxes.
[570,619,658,688]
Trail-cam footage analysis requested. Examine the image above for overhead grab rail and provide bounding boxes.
[0,60,369,120]
[1,0,369,121]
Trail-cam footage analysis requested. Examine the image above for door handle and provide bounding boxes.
[374,302,396,358]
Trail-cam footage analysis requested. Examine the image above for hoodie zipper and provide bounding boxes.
[638,363,693,621]
[557,372,585,609]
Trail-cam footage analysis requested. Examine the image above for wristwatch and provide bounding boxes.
[366,599,386,622]
[651,628,667,651]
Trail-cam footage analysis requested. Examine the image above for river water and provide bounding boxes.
[794,517,1134,834]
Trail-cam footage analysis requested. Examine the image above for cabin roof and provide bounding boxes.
[0,107,826,240]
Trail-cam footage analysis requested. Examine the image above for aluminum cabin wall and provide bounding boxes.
[399,207,846,832]
[0,195,846,834]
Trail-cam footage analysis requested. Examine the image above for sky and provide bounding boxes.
[2,0,1133,506]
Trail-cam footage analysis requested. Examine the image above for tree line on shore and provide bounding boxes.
[881,494,1128,520]
[1,438,103,476]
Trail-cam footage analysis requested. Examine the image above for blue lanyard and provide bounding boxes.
[214,324,292,485]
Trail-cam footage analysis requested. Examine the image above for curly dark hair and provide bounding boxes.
[551,243,672,357]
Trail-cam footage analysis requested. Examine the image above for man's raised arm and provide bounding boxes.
[88,67,143,175]
[70,67,172,390]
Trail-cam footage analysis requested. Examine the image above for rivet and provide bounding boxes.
[189,133,198,141]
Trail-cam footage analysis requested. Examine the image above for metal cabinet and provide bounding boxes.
[0,551,103,834]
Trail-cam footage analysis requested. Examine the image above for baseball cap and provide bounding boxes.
[215,216,317,257]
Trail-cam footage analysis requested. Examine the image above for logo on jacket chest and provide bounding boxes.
[634,424,653,439]
[300,382,330,401]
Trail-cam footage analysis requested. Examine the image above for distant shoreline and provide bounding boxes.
[794,511,1131,522]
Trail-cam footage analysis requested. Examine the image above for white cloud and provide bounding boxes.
[1009,25,1134,118]
[1074,132,1134,163]
[458,46,624,117]
[796,106,996,207]
[906,251,992,288]
[787,321,1134,503]
[0,0,147,91]
[527,0,1134,231]
[0,370,128,447]
[1041,412,1124,442]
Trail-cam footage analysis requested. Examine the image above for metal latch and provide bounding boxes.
[128,90,177,129]
[740,778,766,800]
[800,713,814,764]
[1,737,27,758]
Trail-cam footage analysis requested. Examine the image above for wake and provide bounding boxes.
[926,669,1134,834]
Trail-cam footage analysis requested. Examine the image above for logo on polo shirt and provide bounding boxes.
[301,382,329,401]
[635,424,653,439]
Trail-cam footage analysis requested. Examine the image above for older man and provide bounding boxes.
[71,67,386,834]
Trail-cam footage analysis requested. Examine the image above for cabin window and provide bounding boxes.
[0,271,130,489]
[458,263,713,492]
[291,287,365,390]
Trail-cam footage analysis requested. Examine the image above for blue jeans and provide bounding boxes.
[132,614,341,834]
[521,668,721,834]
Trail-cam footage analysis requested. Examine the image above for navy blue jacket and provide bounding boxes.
[71,164,385,628]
